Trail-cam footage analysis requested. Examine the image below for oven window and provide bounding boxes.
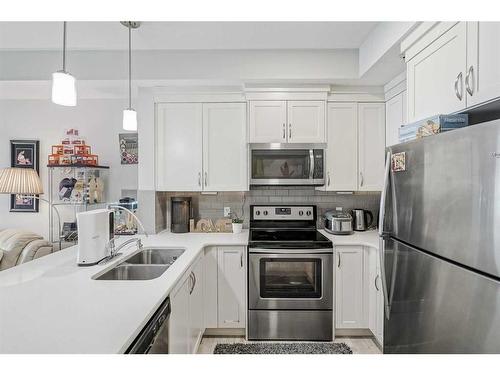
[260,258,322,298]
[252,150,311,179]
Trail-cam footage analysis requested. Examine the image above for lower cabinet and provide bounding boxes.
[367,246,384,345]
[204,246,246,329]
[169,253,204,354]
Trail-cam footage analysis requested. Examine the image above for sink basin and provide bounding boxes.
[95,264,168,281]
[124,248,185,265]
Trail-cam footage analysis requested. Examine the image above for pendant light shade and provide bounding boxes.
[52,22,77,107]
[52,71,76,106]
[123,109,138,131]
[122,21,140,131]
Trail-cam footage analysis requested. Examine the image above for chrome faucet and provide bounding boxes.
[101,237,143,264]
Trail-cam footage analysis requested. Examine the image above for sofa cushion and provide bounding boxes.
[0,229,43,271]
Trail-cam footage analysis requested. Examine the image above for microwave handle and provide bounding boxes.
[309,150,314,179]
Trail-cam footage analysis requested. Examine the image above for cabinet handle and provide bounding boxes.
[374,274,380,291]
[204,172,208,187]
[240,252,243,268]
[289,124,292,139]
[192,271,197,291]
[360,172,364,187]
[282,123,286,139]
[198,172,201,187]
[337,252,341,268]
[454,72,463,101]
[328,172,331,187]
[189,272,195,294]
[465,66,474,96]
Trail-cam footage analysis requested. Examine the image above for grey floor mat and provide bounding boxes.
[213,342,353,354]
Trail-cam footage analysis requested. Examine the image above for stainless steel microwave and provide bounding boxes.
[250,143,325,186]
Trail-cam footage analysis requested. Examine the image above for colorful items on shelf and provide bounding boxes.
[399,114,469,143]
[48,129,99,166]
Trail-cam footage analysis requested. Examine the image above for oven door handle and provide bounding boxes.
[249,248,333,254]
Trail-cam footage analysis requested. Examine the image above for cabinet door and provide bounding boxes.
[385,91,407,147]
[202,103,248,191]
[156,103,203,191]
[335,246,365,329]
[407,22,467,122]
[217,247,246,328]
[466,22,500,106]
[203,246,218,329]
[189,256,204,353]
[325,103,358,191]
[375,262,384,345]
[169,276,190,354]
[287,101,326,143]
[249,101,287,143]
[358,103,385,191]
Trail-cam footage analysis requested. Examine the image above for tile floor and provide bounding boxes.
[197,336,382,354]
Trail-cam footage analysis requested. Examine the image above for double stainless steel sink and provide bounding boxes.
[94,248,185,281]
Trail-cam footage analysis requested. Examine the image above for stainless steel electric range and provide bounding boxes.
[247,205,333,341]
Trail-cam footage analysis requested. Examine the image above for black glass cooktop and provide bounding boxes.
[249,229,332,249]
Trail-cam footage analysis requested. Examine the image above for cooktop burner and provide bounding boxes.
[249,229,332,249]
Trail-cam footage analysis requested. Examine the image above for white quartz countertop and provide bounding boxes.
[0,229,378,354]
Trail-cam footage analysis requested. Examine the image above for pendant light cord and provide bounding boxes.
[128,24,132,109]
[62,21,67,72]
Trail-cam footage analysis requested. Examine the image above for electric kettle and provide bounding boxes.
[351,209,374,231]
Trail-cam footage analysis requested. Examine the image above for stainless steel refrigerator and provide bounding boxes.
[379,119,500,353]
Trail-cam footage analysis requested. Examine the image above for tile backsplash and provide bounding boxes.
[155,186,380,232]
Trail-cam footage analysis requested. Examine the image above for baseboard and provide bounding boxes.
[204,328,246,337]
[335,328,373,337]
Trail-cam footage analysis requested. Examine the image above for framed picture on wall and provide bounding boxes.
[9,140,40,212]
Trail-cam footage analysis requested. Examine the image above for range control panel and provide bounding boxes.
[252,206,315,220]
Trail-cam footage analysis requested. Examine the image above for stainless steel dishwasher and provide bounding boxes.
[126,298,170,354]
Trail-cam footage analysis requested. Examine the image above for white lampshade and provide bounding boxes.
[0,168,44,195]
[123,108,138,131]
[51,71,77,107]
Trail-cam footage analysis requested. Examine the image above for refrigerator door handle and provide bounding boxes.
[379,237,391,320]
[379,151,391,236]
[379,151,392,319]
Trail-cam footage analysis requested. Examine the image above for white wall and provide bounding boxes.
[0,99,138,238]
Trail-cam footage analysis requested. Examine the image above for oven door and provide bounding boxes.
[248,250,333,310]
[250,148,324,186]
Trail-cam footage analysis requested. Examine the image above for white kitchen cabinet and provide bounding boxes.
[325,103,358,191]
[358,103,385,191]
[407,22,467,121]
[156,102,247,192]
[335,246,365,329]
[249,100,326,143]
[202,103,247,191]
[169,254,204,354]
[368,246,383,346]
[249,101,287,143]
[169,273,191,354]
[287,101,326,143]
[466,22,500,106]
[385,91,407,147]
[156,103,203,191]
[217,247,246,328]
[203,246,219,329]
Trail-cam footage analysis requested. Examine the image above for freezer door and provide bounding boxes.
[387,119,500,279]
[382,238,500,353]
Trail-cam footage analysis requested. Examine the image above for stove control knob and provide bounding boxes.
[263,210,268,216]
[306,210,312,216]
[299,211,304,216]
[255,210,261,216]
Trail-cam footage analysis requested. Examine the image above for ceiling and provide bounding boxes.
[0,21,379,50]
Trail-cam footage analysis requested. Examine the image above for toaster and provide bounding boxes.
[323,211,353,235]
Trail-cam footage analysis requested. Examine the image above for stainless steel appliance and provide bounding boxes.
[323,211,353,235]
[126,298,170,353]
[250,144,325,186]
[351,209,373,231]
[379,119,500,353]
[248,205,333,341]
[170,197,192,233]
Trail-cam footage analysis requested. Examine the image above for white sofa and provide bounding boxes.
[0,229,54,271]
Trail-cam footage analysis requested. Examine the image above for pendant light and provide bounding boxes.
[121,21,141,131]
[51,22,77,106]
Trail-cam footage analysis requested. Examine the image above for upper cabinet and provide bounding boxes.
[156,102,247,192]
[466,22,500,106]
[249,100,326,143]
[405,21,500,121]
[325,102,385,192]
[406,22,467,122]
[385,91,407,147]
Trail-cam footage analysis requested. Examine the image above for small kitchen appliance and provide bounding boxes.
[76,209,114,266]
[171,197,192,233]
[352,209,374,231]
[323,211,353,235]
[248,205,333,341]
